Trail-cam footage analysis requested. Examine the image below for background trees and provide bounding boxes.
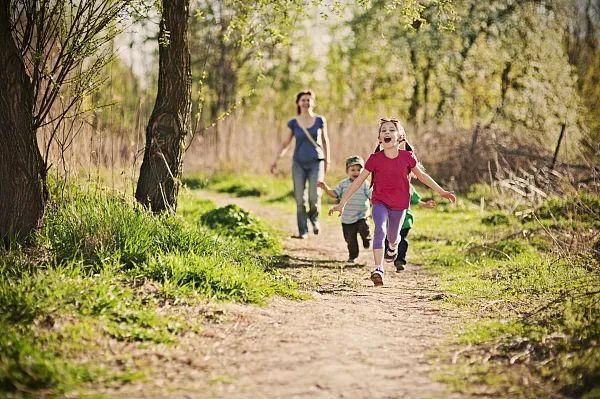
[1,0,598,239]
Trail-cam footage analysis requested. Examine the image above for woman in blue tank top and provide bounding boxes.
[270,90,331,238]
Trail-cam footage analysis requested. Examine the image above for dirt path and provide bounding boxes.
[97,191,461,399]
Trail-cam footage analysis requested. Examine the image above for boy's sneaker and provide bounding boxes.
[384,246,398,263]
[395,258,406,272]
[362,238,371,249]
[370,267,384,286]
[347,257,357,264]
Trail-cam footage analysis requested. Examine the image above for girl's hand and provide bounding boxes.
[328,203,344,216]
[441,191,457,204]
[317,181,326,189]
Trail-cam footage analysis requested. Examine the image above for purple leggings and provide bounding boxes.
[372,203,407,250]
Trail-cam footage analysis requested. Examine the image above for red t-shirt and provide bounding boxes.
[364,150,417,210]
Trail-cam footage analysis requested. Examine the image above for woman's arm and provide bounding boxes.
[321,118,331,174]
[412,165,456,203]
[317,181,338,199]
[328,169,371,215]
[270,129,294,174]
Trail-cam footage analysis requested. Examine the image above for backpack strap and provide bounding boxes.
[295,118,322,149]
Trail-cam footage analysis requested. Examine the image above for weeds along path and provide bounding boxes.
[99,190,462,399]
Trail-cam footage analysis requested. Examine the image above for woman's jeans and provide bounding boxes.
[292,159,324,236]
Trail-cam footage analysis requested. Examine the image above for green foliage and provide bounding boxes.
[135,253,295,304]
[0,182,295,396]
[534,193,600,226]
[200,205,279,251]
[481,212,509,226]
[184,173,294,205]
[466,183,498,203]
[0,327,93,394]
[414,200,600,397]
[42,190,211,271]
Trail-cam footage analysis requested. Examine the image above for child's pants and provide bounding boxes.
[385,228,410,266]
[341,218,371,260]
[372,203,406,250]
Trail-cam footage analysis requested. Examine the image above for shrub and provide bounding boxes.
[535,193,600,225]
[200,205,278,251]
[481,212,510,226]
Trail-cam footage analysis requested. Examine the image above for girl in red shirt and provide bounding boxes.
[329,118,456,286]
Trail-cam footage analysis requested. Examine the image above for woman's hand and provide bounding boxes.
[441,191,457,204]
[270,161,277,174]
[328,203,345,216]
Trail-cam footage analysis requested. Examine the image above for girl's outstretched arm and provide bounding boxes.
[412,165,457,203]
[270,130,294,174]
[328,169,371,216]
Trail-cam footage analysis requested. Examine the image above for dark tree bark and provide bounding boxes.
[0,2,46,243]
[136,0,192,212]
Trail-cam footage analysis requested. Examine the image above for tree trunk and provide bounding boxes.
[135,0,191,212]
[408,45,420,124]
[0,2,46,244]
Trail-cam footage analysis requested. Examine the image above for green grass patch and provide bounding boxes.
[183,173,292,201]
[414,193,600,397]
[0,181,297,396]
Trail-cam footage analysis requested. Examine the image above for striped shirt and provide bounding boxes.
[333,178,372,224]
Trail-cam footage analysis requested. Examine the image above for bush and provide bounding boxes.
[467,183,499,203]
[481,212,510,226]
[200,205,279,251]
[535,193,600,225]
[42,191,213,271]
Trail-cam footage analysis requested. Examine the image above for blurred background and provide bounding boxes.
[42,0,599,195]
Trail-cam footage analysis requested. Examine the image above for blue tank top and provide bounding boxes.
[287,116,326,165]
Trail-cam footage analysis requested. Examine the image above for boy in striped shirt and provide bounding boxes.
[318,156,372,263]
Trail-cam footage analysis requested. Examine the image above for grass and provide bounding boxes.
[411,192,600,398]
[187,173,600,396]
[182,172,293,203]
[0,180,298,397]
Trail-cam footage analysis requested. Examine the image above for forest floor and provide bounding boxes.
[95,190,462,399]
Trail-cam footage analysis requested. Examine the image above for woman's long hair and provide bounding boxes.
[295,90,314,115]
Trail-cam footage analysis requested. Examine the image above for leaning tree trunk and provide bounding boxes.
[135,0,191,212]
[0,2,46,244]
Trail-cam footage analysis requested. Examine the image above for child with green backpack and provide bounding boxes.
[385,183,436,271]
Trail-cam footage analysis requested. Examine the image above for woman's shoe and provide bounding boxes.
[311,221,320,235]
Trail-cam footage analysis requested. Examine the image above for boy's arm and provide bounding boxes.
[419,199,437,208]
[329,169,371,215]
[412,165,456,203]
[317,181,338,199]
